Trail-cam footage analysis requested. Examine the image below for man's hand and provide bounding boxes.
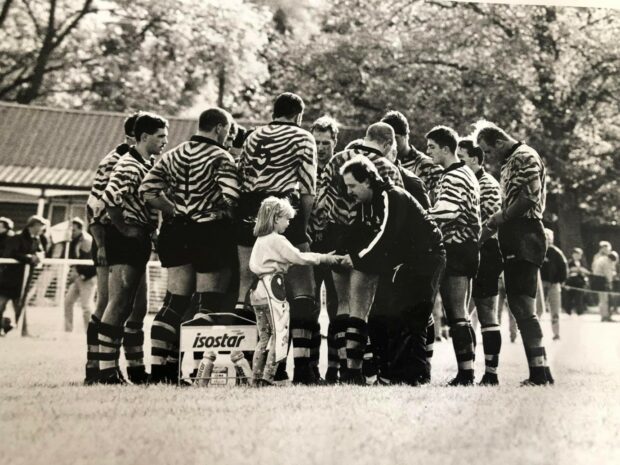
[340,254,354,269]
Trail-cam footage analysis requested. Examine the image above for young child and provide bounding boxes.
[249,197,341,386]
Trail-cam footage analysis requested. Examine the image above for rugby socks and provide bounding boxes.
[424,317,435,383]
[345,316,368,382]
[98,322,123,381]
[123,321,147,383]
[309,321,322,380]
[517,315,547,383]
[362,337,377,384]
[85,314,100,383]
[481,324,501,376]
[290,296,315,383]
[449,319,475,381]
[333,314,350,378]
[325,322,339,383]
[150,292,190,382]
[198,291,226,314]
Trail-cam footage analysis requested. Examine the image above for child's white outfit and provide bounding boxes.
[249,232,324,383]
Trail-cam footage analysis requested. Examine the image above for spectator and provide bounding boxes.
[0,215,47,334]
[540,229,568,340]
[0,217,15,255]
[565,247,589,315]
[64,218,96,333]
[591,241,616,322]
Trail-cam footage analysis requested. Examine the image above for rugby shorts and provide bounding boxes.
[157,217,236,273]
[236,192,309,247]
[472,238,503,298]
[105,224,151,269]
[503,259,539,299]
[498,217,546,267]
[444,241,480,278]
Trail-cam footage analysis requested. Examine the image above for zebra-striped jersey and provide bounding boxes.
[86,144,130,225]
[102,148,157,229]
[400,145,443,196]
[500,142,546,220]
[140,136,239,223]
[238,121,316,196]
[314,145,404,229]
[476,167,501,226]
[429,161,481,245]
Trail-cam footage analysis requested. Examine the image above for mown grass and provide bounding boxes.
[1,308,619,465]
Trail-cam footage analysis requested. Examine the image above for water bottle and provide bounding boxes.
[195,351,216,387]
[231,351,252,385]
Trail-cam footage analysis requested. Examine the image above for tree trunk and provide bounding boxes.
[0,0,14,28]
[217,66,226,108]
[16,0,57,104]
[556,190,583,252]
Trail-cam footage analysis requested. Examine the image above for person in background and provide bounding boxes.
[540,228,568,340]
[0,215,47,335]
[591,241,615,322]
[565,247,589,316]
[0,217,15,335]
[64,218,97,333]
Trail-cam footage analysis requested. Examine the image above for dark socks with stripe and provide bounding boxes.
[309,321,322,379]
[424,319,435,382]
[517,316,547,383]
[326,322,339,382]
[289,297,316,383]
[150,292,190,382]
[333,314,350,379]
[345,316,368,383]
[98,322,123,380]
[481,324,501,375]
[449,319,475,381]
[85,315,100,382]
[124,321,147,383]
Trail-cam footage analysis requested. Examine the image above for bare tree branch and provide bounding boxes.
[0,0,14,28]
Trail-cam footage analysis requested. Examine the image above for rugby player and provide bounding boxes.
[426,126,481,386]
[97,113,168,384]
[458,138,503,385]
[474,121,554,385]
[314,122,403,384]
[84,113,150,385]
[308,116,340,383]
[339,156,445,385]
[141,108,239,383]
[236,93,318,384]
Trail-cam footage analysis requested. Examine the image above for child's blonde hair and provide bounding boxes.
[253,197,296,237]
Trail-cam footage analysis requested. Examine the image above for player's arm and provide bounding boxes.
[216,154,240,218]
[103,163,143,237]
[141,156,175,219]
[298,137,318,235]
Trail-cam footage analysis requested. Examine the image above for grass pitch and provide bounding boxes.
[1,308,619,465]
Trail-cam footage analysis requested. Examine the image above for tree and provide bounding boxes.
[264,0,620,248]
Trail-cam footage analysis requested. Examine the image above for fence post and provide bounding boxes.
[17,264,31,337]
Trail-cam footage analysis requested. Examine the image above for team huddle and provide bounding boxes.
[84,92,554,388]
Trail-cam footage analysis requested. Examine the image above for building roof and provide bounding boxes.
[0,102,223,190]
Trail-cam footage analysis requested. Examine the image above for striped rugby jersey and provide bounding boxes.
[238,121,316,196]
[500,143,546,220]
[314,144,404,229]
[102,148,157,228]
[140,136,239,223]
[400,145,443,197]
[429,161,481,245]
[86,144,130,225]
[476,167,501,226]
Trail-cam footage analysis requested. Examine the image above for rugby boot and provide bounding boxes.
[478,373,499,386]
[447,371,474,386]
[127,366,149,385]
